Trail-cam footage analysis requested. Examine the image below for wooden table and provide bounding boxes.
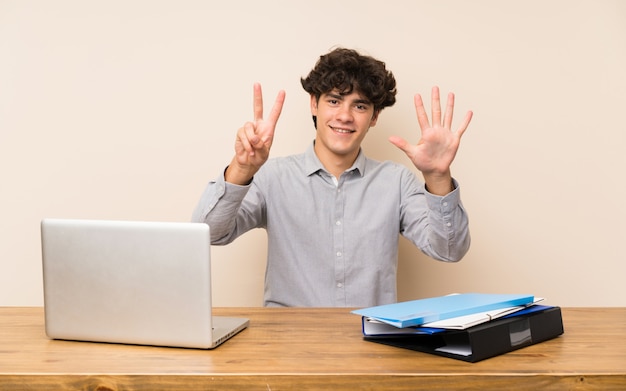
[1,307,625,390]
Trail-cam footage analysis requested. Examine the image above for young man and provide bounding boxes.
[192,48,473,307]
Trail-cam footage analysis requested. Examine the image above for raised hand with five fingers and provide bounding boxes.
[226,83,286,185]
[389,86,473,195]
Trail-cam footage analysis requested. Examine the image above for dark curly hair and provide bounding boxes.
[301,48,397,126]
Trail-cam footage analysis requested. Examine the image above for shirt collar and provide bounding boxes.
[304,141,366,178]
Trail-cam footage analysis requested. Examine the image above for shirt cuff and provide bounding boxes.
[424,178,461,213]
[219,167,252,202]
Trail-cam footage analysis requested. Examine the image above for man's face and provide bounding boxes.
[311,89,379,162]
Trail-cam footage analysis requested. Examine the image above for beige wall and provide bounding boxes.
[1,0,625,307]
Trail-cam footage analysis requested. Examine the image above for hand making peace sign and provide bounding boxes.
[226,83,286,185]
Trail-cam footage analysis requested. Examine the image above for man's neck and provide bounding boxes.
[313,144,360,179]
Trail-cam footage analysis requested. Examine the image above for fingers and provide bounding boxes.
[265,90,286,139]
[236,122,258,156]
[443,92,454,130]
[431,86,456,129]
[414,94,431,131]
[245,84,286,152]
[456,110,473,138]
[388,135,410,154]
[253,83,286,124]
[253,83,263,122]
[431,86,442,126]
[417,87,471,135]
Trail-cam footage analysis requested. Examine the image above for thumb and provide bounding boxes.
[388,136,410,153]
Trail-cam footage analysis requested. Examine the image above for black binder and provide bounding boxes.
[363,306,564,362]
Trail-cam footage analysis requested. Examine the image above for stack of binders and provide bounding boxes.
[352,293,564,362]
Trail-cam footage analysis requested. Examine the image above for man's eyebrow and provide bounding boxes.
[326,92,372,105]
[326,92,344,100]
[326,91,372,105]
[353,98,372,105]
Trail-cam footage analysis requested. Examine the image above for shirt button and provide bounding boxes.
[336,251,342,257]
[443,202,448,207]
[337,283,344,288]
[335,220,341,226]
[446,222,452,227]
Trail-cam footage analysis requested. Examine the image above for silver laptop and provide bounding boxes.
[40,218,249,349]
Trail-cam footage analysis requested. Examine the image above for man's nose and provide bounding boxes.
[336,104,353,122]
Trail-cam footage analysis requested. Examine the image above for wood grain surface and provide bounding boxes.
[1,307,625,390]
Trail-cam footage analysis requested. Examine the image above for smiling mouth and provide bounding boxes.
[330,126,355,134]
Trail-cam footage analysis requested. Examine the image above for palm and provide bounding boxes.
[409,122,462,175]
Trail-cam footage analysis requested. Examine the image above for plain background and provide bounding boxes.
[1,0,625,307]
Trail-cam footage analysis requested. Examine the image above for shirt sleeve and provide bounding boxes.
[191,168,264,244]
[400,173,471,262]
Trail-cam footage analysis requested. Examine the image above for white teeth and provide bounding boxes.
[332,127,353,133]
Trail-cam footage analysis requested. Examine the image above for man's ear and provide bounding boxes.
[309,95,319,129]
[370,110,380,127]
[310,94,318,115]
